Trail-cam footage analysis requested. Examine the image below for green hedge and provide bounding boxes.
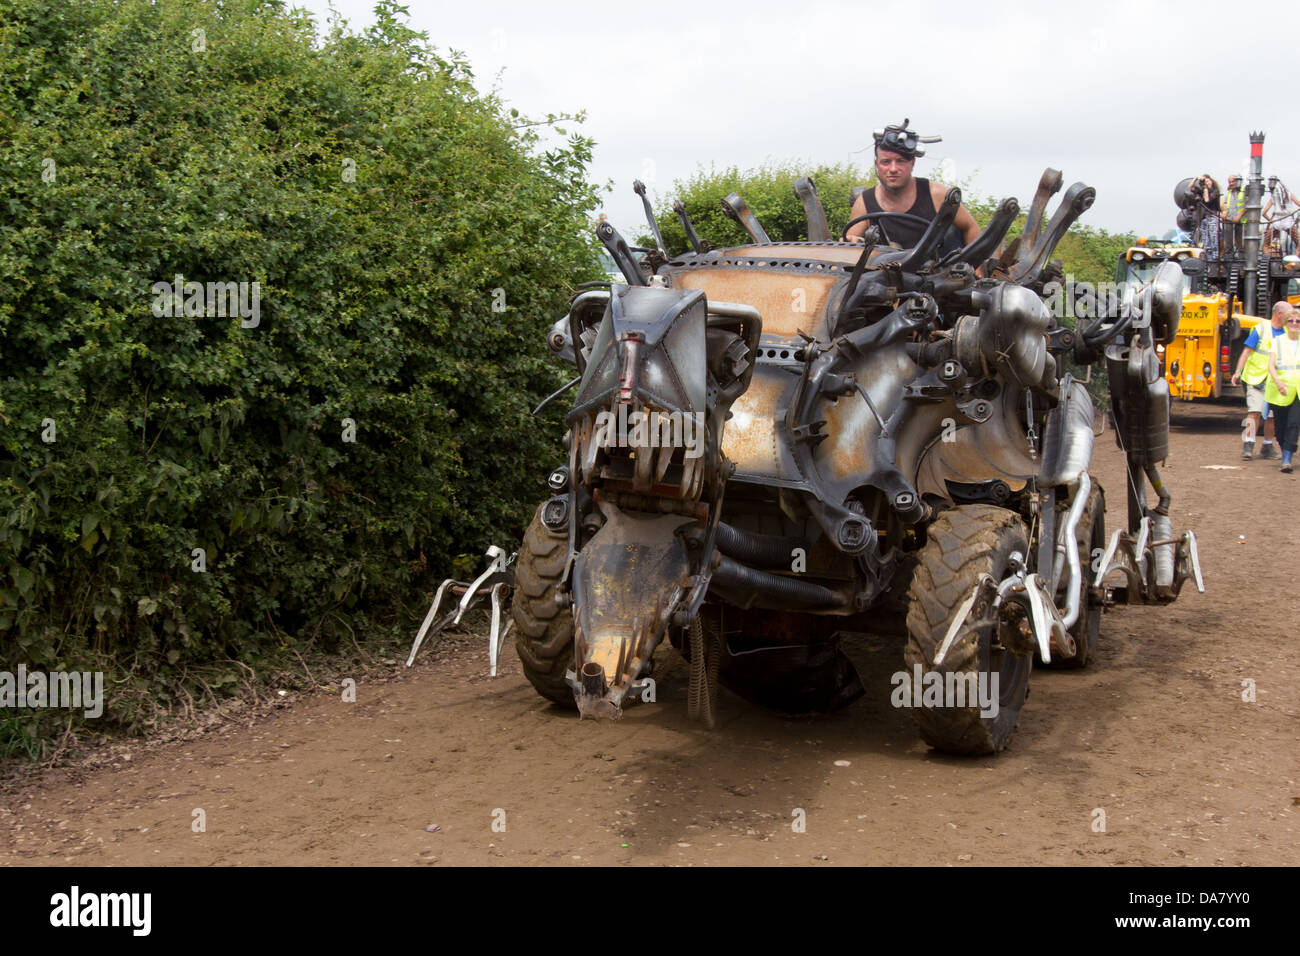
[645,161,874,253]
[0,0,599,737]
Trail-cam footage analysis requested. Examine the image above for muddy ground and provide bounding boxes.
[2,402,1297,866]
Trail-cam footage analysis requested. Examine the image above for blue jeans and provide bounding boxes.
[1269,401,1300,454]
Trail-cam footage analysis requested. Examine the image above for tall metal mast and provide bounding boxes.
[1243,131,1264,316]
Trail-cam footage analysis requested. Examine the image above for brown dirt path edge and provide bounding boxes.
[2,404,1297,867]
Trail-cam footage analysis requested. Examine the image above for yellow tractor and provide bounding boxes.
[1159,133,1300,401]
[1115,239,1283,401]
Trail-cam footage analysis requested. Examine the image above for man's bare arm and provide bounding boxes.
[953,204,981,245]
[845,193,869,241]
[1231,345,1254,385]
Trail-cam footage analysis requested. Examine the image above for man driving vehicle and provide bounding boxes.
[845,119,981,252]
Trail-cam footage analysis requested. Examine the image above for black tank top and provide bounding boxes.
[862,177,960,252]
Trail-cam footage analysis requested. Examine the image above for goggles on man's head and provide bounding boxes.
[872,118,941,159]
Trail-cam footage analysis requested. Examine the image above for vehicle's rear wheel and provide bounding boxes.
[1047,482,1106,669]
[512,504,576,709]
[904,505,1033,755]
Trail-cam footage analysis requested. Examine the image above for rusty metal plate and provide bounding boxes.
[818,351,917,486]
[673,268,838,338]
[721,365,797,480]
[572,509,690,684]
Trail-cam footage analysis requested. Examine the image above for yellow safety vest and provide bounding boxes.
[1226,186,1246,219]
[1265,333,1300,406]
[1242,323,1280,386]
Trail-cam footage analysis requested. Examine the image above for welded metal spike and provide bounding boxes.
[406,577,465,667]
[655,442,674,485]
[933,574,995,666]
[634,443,654,492]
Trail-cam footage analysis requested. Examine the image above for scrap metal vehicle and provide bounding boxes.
[511,152,1203,755]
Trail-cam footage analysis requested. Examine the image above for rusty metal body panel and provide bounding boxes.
[914,391,1037,498]
[670,263,843,339]
[720,362,801,484]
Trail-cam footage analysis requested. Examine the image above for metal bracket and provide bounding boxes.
[954,396,995,424]
[934,552,1075,668]
[1045,326,1076,352]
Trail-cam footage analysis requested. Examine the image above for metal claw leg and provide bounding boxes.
[406,578,464,668]
[1099,320,1204,608]
[406,546,516,675]
[486,581,515,678]
[1094,518,1205,605]
[1180,531,1205,594]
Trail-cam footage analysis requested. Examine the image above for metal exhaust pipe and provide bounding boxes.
[1056,471,1091,629]
[580,661,607,697]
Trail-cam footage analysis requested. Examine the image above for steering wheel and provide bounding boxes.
[841,210,937,243]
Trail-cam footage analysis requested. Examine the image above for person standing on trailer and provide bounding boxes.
[1222,174,1247,256]
[1263,177,1300,255]
[1192,174,1222,260]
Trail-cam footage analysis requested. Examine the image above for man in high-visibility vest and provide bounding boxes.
[1266,308,1300,473]
[1223,175,1247,255]
[1232,301,1291,459]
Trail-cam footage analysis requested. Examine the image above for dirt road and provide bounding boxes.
[3,403,1297,866]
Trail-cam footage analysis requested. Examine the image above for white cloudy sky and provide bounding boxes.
[294,0,1300,238]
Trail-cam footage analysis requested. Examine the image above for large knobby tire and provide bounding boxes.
[904,505,1033,755]
[1046,482,1106,670]
[512,505,576,709]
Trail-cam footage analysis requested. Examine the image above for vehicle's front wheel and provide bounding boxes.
[512,504,576,709]
[903,505,1033,755]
